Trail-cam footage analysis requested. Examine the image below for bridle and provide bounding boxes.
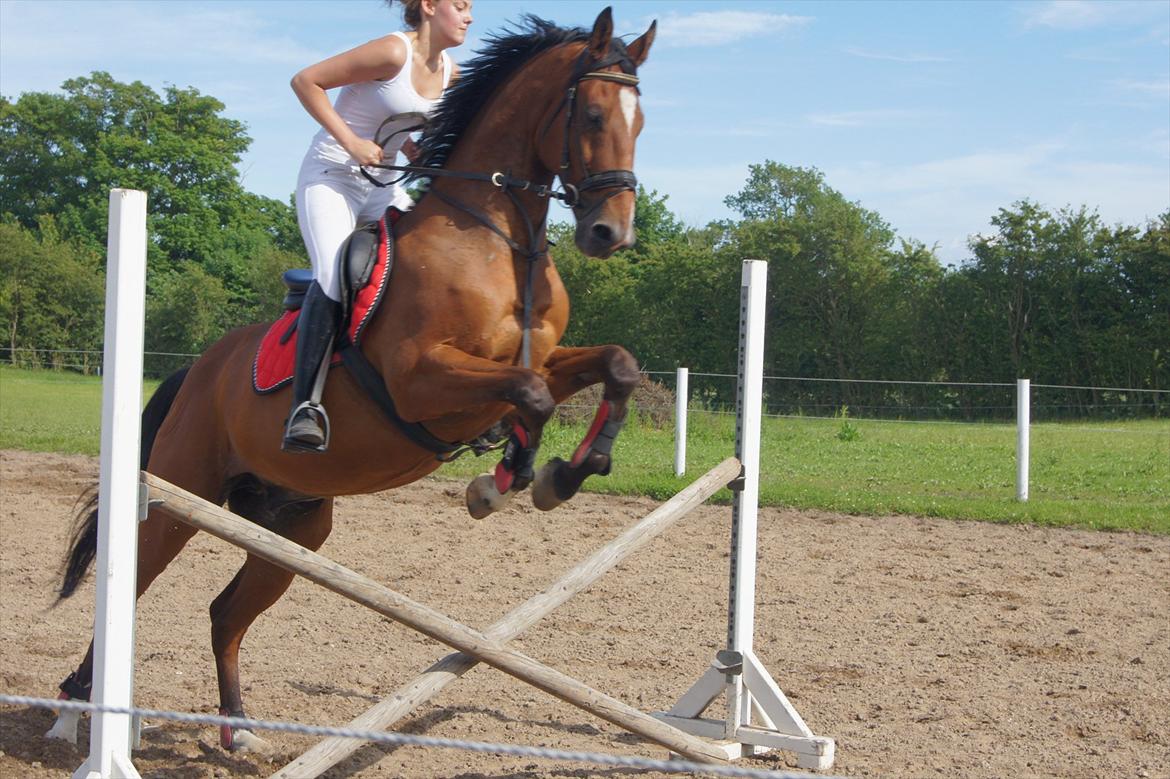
[548,44,641,223]
[361,39,641,368]
[363,39,640,252]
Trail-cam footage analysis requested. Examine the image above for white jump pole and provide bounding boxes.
[659,259,835,770]
[1017,378,1030,502]
[674,367,689,477]
[74,189,147,779]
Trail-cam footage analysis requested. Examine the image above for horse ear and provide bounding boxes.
[588,6,615,60]
[626,20,656,68]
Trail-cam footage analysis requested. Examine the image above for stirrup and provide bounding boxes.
[282,401,331,453]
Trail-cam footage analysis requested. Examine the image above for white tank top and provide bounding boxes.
[305,31,452,169]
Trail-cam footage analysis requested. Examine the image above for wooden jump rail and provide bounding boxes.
[143,461,743,767]
[270,456,743,778]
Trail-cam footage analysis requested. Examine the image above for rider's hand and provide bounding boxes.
[347,138,384,166]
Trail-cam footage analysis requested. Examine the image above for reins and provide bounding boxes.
[360,41,641,370]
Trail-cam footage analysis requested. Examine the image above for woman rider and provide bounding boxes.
[285,0,473,452]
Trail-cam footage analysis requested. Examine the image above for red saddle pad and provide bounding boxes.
[252,213,393,394]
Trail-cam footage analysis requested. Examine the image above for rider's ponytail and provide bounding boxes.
[385,0,424,30]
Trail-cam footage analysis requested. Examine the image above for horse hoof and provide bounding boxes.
[225,727,273,755]
[466,473,511,519]
[531,459,566,511]
[45,709,81,744]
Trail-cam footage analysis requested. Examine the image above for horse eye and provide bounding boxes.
[584,105,604,130]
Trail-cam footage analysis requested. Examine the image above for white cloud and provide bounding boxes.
[1020,1,1167,31]
[1111,79,1170,99]
[656,10,812,47]
[823,144,1170,263]
[1132,128,1170,159]
[1,1,322,92]
[843,47,952,64]
[804,109,940,128]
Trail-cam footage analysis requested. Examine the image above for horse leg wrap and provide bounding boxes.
[494,421,537,494]
[570,400,625,475]
[219,707,241,750]
[58,671,92,702]
[533,401,626,511]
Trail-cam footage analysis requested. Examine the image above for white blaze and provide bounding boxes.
[619,87,639,239]
[619,87,638,134]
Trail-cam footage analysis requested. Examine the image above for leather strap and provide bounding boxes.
[337,340,461,456]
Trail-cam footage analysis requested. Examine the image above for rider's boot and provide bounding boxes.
[282,281,341,453]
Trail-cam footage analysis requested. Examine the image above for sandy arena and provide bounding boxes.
[1,449,1167,778]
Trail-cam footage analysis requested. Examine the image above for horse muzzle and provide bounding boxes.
[574,214,635,258]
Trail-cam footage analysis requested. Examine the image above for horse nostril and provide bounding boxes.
[591,223,615,244]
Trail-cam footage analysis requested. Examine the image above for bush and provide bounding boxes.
[554,374,677,429]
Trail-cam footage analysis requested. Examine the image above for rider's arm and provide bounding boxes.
[291,35,408,165]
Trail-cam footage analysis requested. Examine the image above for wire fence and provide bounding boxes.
[3,348,1166,424]
[641,370,1168,424]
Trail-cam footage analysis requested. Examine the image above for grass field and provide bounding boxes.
[2,365,1167,533]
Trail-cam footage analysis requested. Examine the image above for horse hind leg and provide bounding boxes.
[211,480,333,753]
[47,502,203,743]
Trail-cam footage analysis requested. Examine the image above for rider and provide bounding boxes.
[285,0,472,452]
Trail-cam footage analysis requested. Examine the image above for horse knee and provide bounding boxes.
[508,374,555,425]
[604,347,640,402]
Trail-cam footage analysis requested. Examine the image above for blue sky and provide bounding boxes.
[2,0,1167,263]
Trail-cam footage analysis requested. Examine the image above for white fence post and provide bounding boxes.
[1017,378,1030,502]
[674,367,689,477]
[75,190,147,779]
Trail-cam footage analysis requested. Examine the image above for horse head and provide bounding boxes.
[538,8,656,258]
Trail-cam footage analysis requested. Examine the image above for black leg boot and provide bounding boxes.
[282,281,342,453]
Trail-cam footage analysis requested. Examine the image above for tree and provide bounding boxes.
[724,161,903,410]
[1,72,305,367]
[1114,212,1169,406]
[621,186,686,260]
[1,73,254,266]
[0,217,104,369]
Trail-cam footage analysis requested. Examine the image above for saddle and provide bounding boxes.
[279,216,386,320]
[252,210,399,394]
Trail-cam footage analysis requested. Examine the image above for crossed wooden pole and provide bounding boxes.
[142,457,743,773]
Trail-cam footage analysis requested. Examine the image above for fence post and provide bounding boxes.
[1017,378,1030,502]
[74,190,147,779]
[675,367,689,477]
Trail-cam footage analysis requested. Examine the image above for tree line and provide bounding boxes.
[2,73,1166,419]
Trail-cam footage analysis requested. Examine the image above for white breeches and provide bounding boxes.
[295,161,413,301]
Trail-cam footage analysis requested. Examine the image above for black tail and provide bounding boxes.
[57,367,191,601]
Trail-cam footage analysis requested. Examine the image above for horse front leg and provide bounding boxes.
[532,345,640,511]
[393,345,556,518]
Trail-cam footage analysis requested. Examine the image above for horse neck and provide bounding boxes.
[431,48,575,238]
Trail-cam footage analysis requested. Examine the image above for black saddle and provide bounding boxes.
[281,219,384,321]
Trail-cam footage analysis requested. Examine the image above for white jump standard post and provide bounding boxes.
[675,366,689,476]
[657,260,835,770]
[1016,378,1030,502]
[72,189,149,779]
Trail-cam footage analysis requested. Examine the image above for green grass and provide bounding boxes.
[0,366,160,454]
[2,365,1167,533]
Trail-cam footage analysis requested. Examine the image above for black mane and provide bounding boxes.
[411,15,589,178]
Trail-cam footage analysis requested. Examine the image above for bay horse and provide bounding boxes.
[51,9,656,752]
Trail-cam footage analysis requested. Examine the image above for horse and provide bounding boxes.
[51,9,656,753]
